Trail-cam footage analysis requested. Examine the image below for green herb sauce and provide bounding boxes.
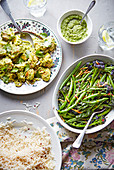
[61,14,88,42]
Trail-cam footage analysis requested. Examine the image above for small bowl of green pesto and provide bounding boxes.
[57,9,93,44]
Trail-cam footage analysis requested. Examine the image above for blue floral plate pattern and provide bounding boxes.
[0,19,62,95]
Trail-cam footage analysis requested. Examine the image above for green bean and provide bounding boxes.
[66,103,96,123]
[108,74,114,89]
[81,69,93,83]
[88,87,107,91]
[107,75,110,84]
[72,75,76,96]
[67,119,98,128]
[83,97,109,104]
[74,91,86,104]
[68,76,76,104]
[67,78,73,97]
[60,78,73,110]
[88,117,103,126]
[68,96,76,107]
[83,92,112,101]
[92,70,100,87]
[68,122,86,128]
[67,91,79,107]
[58,91,86,113]
[99,104,112,109]
[83,93,100,100]
[66,81,71,86]
[75,78,83,83]
[90,68,98,87]
[67,116,103,128]
[75,70,83,79]
[82,81,89,90]
[105,66,114,73]
[59,89,66,99]
[93,108,111,119]
[59,61,82,90]
[93,99,106,110]
[77,103,90,111]
[100,73,106,82]
[59,112,75,119]
[66,110,90,123]
[68,81,89,107]
[74,66,88,80]
[92,79,99,87]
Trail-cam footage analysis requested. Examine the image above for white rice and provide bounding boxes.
[0,121,55,170]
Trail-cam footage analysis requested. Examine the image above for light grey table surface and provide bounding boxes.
[0,0,114,119]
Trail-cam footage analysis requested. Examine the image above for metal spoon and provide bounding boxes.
[72,108,105,148]
[62,108,106,163]
[80,0,96,24]
[0,0,34,46]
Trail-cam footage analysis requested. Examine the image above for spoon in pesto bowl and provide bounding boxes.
[0,0,34,46]
[80,0,96,24]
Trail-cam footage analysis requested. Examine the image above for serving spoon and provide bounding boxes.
[62,108,106,163]
[80,0,96,24]
[72,108,106,148]
[0,0,34,46]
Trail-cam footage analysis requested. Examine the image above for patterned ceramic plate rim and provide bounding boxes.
[0,19,62,95]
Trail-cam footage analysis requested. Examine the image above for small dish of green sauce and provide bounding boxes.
[61,14,88,42]
[57,10,92,44]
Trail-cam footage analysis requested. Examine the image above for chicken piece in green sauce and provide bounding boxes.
[38,67,51,82]
[1,28,15,41]
[40,53,54,68]
[17,72,25,82]
[26,69,35,81]
[33,36,56,54]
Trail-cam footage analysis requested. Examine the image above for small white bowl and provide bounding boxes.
[52,54,114,134]
[57,9,93,44]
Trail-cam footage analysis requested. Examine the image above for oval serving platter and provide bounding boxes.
[52,54,114,134]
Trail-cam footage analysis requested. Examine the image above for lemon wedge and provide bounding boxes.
[28,0,43,7]
[28,0,35,7]
[102,30,113,44]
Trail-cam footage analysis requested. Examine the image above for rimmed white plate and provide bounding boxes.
[52,54,114,134]
[0,110,62,170]
[0,19,62,95]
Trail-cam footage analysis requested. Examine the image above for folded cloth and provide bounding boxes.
[47,117,114,170]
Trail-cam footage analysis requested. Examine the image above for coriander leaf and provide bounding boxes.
[40,33,48,38]
[35,71,41,78]
[35,50,44,58]
[3,44,12,52]
[25,50,30,59]
[2,76,9,84]
[25,64,30,72]
[18,57,24,64]
[1,67,7,71]
[11,68,19,73]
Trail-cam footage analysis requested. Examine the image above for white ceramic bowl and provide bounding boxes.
[57,9,93,44]
[52,54,114,134]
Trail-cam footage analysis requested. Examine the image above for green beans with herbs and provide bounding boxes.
[58,60,114,129]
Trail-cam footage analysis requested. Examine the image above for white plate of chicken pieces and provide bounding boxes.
[0,19,62,94]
